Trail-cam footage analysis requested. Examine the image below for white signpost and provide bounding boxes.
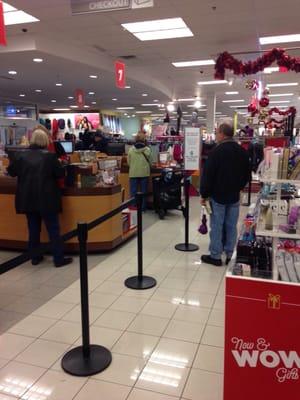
[184,127,201,171]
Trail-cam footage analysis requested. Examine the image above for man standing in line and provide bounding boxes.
[200,123,250,266]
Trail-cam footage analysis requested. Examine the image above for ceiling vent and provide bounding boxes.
[120,55,137,60]
[0,76,14,80]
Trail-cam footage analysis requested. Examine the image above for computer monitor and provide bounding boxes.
[106,142,125,156]
[58,141,74,154]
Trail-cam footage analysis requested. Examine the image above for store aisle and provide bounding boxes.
[0,199,228,400]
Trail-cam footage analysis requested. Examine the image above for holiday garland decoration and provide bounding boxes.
[214,48,300,80]
[268,106,297,116]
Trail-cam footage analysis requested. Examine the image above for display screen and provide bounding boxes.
[59,141,73,154]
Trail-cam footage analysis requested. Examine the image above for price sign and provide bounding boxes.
[0,1,6,46]
[115,61,126,89]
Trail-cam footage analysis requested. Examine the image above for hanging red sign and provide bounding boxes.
[115,61,126,89]
[0,1,7,46]
[75,89,84,108]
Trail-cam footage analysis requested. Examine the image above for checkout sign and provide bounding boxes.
[70,0,154,14]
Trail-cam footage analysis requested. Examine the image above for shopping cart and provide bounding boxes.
[152,169,185,219]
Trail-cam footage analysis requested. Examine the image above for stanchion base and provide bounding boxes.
[175,243,199,252]
[61,345,112,377]
[125,275,157,290]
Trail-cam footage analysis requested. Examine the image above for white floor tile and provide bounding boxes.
[208,309,225,327]
[0,359,9,369]
[183,369,223,400]
[193,345,224,374]
[93,353,145,386]
[151,338,198,368]
[128,315,169,337]
[173,305,210,325]
[40,320,81,344]
[73,379,131,400]
[0,333,34,360]
[93,281,126,296]
[128,388,179,400]
[89,292,118,308]
[151,288,185,304]
[32,301,74,319]
[89,326,123,349]
[141,300,177,319]
[163,320,205,343]
[182,292,216,308]
[93,309,136,331]
[112,332,159,359]
[201,326,225,348]
[0,361,45,398]
[110,296,147,313]
[159,278,192,291]
[9,315,57,338]
[22,370,87,400]
[0,394,18,399]
[136,361,190,397]
[61,305,105,324]
[16,339,69,368]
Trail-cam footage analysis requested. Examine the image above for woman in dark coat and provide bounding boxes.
[7,129,72,267]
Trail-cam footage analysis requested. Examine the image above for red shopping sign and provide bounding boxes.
[0,1,7,46]
[115,61,126,89]
[75,89,85,108]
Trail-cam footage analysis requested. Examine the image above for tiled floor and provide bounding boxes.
[0,199,230,399]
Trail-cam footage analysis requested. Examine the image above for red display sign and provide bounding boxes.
[0,1,7,46]
[115,61,126,89]
[75,89,85,108]
[224,276,300,400]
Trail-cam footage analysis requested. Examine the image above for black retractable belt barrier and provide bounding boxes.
[175,178,199,252]
[61,222,112,376]
[125,192,157,290]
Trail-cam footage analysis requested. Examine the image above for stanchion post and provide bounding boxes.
[175,177,199,252]
[125,192,157,290]
[61,222,112,377]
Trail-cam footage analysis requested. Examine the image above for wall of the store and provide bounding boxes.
[120,117,140,139]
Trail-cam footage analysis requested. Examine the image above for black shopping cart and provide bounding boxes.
[152,169,185,219]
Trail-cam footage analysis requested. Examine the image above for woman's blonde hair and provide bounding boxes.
[135,132,146,143]
[30,129,50,148]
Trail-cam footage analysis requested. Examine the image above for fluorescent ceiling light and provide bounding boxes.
[122,18,193,41]
[33,58,43,63]
[263,67,279,74]
[70,105,78,108]
[92,101,97,105]
[267,83,298,87]
[142,103,160,106]
[56,83,63,87]
[230,105,247,108]
[215,112,223,114]
[68,96,74,99]
[125,86,131,89]
[269,100,291,104]
[153,99,159,102]
[142,94,148,97]
[136,111,151,114]
[19,94,25,97]
[89,75,98,79]
[226,91,239,95]
[88,92,95,95]
[260,33,300,45]
[194,100,202,108]
[222,99,245,103]
[268,93,294,97]
[112,98,118,101]
[53,108,70,111]
[3,2,17,12]
[8,70,17,75]
[177,98,200,102]
[187,104,206,108]
[84,105,90,108]
[172,59,215,67]
[51,100,56,103]
[198,80,227,85]
[35,89,42,92]
[167,104,175,112]
[117,107,135,110]
[4,10,39,26]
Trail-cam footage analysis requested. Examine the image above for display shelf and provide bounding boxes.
[256,221,300,239]
[260,176,300,184]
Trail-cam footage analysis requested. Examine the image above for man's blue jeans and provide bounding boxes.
[209,199,240,260]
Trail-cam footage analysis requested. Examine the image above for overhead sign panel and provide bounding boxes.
[71,0,153,14]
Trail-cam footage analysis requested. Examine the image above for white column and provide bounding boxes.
[206,93,216,134]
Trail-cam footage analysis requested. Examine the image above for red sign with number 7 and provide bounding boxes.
[0,1,7,46]
[115,61,126,89]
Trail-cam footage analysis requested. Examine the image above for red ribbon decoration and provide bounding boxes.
[251,106,296,118]
[0,1,7,46]
[215,48,300,80]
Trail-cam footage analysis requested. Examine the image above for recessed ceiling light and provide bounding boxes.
[33,58,43,63]
[142,93,148,97]
[68,96,74,100]
[263,67,279,74]
[88,92,95,95]
[19,94,25,97]
[51,100,57,103]
[91,101,97,105]
[8,70,17,75]
[167,104,175,112]
[125,86,131,89]
[260,33,300,45]
[187,104,206,108]
[122,18,193,41]
[172,59,215,67]
[194,100,202,108]
[56,83,63,87]
[268,93,294,97]
[70,105,78,108]
[89,75,98,79]
[136,111,151,114]
[177,98,201,102]
[112,98,118,101]
[53,108,70,111]
[153,99,159,102]
[222,99,245,103]
[35,89,42,93]
[117,107,135,110]
[84,105,90,108]
[267,83,298,87]
[3,10,39,26]
[226,91,239,95]
[269,100,291,104]
[198,80,228,85]
[142,103,161,107]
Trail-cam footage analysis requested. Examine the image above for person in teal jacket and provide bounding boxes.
[128,132,152,211]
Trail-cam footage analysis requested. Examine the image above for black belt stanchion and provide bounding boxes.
[61,222,112,376]
[175,177,199,252]
[125,192,157,290]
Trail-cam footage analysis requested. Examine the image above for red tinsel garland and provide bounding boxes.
[268,118,286,125]
[251,106,296,118]
[215,48,300,80]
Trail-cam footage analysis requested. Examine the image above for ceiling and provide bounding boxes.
[1,0,300,122]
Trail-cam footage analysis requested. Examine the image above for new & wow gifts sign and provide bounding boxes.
[224,277,300,400]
